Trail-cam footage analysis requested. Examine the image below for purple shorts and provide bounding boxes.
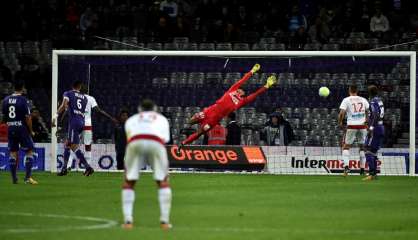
[67,120,84,145]
[8,127,34,152]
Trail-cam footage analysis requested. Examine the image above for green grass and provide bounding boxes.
[0,172,418,240]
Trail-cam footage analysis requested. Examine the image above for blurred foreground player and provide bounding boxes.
[338,85,369,176]
[67,91,117,170]
[363,85,385,181]
[122,99,172,230]
[178,64,277,151]
[1,81,37,184]
[52,81,94,176]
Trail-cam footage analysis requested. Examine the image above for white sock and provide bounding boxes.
[67,151,76,169]
[122,189,135,223]
[342,149,350,167]
[158,188,172,223]
[85,151,92,165]
[359,150,365,169]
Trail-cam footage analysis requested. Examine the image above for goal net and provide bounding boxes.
[50,51,416,176]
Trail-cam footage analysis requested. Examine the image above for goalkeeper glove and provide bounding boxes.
[250,64,261,74]
[264,75,277,89]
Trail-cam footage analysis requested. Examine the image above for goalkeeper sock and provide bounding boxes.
[158,187,172,224]
[182,132,202,145]
[342,149,350,167]
[359,150,365,169]
[122,188,135,223]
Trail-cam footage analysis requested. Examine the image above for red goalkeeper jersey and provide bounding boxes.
[204,72,267,119]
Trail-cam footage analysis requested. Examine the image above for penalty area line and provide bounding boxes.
[0,212,118,233]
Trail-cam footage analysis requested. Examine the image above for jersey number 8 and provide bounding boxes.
[8,106,16,119]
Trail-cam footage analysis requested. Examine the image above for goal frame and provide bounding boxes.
[51,50,416,176]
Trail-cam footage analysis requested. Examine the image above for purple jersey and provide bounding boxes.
[2,94,31,128]
[63,90,87,125]
[368,96,384,127]
[2,94,33,151]
[366,96,385,151]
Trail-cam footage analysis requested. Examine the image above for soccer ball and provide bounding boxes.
[319,86,330,97]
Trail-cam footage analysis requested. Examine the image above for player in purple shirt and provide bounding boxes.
[52,81,94,176]
[364,85,385,181]
[1,81,37,184]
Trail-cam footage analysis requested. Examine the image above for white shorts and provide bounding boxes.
[344,129,367,145]
[82,129,93,145]
[124,139,169,181]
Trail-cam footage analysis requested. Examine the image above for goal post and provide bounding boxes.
[50,50,416,176]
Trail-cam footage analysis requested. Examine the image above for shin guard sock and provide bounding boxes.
[122,189,135,223]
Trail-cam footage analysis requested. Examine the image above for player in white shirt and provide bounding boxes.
[338,85,370,176]
[66,94,117,172]
[121,99,172,230]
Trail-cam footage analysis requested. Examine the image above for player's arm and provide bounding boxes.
[93,106,118,124]
[240,75,277,107]
[25,104,34,136]
[227,64,260,92]
[368,103,378,133]
[52,98,69,127]
[338,109,346,128]
[26,115,34,136]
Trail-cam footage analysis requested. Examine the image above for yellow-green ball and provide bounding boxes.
[319,87,330,97]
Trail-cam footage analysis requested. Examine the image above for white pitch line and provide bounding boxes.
[0,212,117,233]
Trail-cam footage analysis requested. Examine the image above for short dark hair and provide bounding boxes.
[72,80,83,89]
[140,99,155,111]
[14,81,25,91]
[349,85,358,93]
[228,112,236,120]
[368,85,379,97]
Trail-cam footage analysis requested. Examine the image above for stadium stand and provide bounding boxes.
[0,0,417,147]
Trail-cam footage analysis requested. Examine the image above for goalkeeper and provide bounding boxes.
[178,64,277,150]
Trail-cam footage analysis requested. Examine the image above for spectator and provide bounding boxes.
[226,112,241,145]
[308,16,330,44]
[288,5,307,33]
[261,112,294,146]
[31,108,49,142]
[0,59,12,82]
[203,124,227,145]
[114,109,129,170]
[160,0,178,19]
[291,26,309,49]
[370,8,389,34]
[79,7,96,34]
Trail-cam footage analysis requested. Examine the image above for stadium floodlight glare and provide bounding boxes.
[51,50,416,176]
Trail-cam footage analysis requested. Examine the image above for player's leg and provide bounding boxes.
[151,142,172,230]
[83,129,93,165]
[121,142,141,229]
[363,129,383,181]
[58,141,71,176]
[70,143,94,176]
[23,150,38,184]
[342,129,354,176]
[7,131,19,183]
[67,150,76,170]
[358,129,368,175]
[8,151,18,184]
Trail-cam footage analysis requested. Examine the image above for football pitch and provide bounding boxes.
[1,172,417,240]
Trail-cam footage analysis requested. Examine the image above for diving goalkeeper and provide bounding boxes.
[178,64,277,150]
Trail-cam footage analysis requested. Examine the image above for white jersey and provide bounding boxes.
[125,111,170,144]
[339,96,369,126]
[84,95,98,127]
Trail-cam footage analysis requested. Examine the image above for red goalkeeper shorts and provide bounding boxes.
[193,109,221,131]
